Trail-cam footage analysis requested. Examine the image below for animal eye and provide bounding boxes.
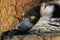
[30,16,35,20]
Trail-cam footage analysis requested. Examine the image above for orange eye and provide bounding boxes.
[30,16,35,20]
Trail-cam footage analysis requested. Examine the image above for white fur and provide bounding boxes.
[40,3,54,17]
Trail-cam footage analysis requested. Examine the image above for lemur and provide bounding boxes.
[1,1,60,40]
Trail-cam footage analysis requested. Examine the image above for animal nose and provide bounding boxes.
[16,18,33,31]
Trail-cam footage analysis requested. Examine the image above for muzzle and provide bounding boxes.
[16,18,33,31]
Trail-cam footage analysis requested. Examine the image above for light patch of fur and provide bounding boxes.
[22,12,25,17]
[30,17,60,33]
[40,3,54,17]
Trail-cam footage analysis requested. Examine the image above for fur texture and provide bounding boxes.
[1,1,60,40]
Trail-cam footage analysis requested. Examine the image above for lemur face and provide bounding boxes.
[16,5,41,31]
[17,2,60,33]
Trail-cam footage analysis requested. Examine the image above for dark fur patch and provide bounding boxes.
[24,5,41,24]
[1,29,30,40]
[51,3,60,18]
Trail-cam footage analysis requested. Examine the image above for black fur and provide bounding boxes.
[1,29,30,40]
[24,5,41,24]
[49,3,60,18]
